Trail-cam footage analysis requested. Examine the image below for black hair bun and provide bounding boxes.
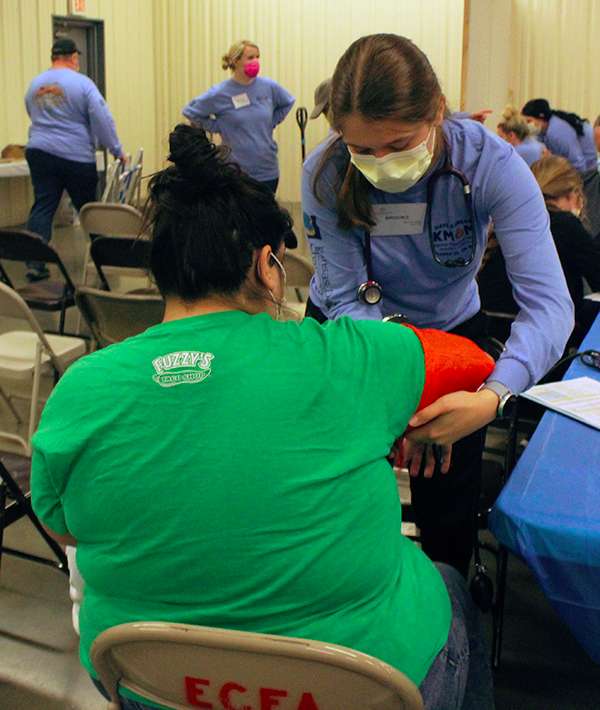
[168,124,238,193]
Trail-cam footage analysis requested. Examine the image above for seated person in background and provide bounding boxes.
[497,105,546,167]
[480,155,600,348]
[31,125,493,710]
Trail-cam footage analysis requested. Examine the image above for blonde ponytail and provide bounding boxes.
[221,40,259,71]
[497,104,531,142]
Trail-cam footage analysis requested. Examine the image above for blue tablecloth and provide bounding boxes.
[489,316,600,662]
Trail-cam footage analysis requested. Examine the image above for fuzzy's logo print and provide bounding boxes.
[152,351,214,388]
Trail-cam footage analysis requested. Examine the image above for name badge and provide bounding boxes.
[371,203,427,236]
[231,93,250,109]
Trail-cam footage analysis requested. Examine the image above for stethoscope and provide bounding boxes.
[357,154,476,305]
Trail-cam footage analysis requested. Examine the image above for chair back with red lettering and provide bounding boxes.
[91,622,424,710]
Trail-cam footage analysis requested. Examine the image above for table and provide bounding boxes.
[0,160,30,178]
[0,153,107,227]
[489,315,600,662]
[0,152,106,178]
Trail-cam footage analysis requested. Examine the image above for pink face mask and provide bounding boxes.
[243,59,260,78]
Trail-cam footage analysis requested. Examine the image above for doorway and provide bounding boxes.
[52,15,105,96]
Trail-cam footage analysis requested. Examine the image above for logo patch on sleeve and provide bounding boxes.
[303,212,322,239]
[152,351,214,388]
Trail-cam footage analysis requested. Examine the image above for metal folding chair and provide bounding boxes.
[92,622,424,710]
[90,237,153,292]
[0,454,68,575]
[0,228,77,334]
[0,282,86,455]
[283,252,314,302]
[75,287,164,348]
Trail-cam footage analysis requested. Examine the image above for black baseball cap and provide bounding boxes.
[51,38,81,56]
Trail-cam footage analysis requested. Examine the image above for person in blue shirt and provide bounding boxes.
[182,40,295,194]
[522,99,600,237]
[496,105,546,167]
[24,37,124,281]
[302,34,573,577]
[521,98,597,172]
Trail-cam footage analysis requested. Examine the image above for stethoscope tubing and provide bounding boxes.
[358,158,476,305]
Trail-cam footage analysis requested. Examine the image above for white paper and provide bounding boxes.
[584,292,600,302]
[371,203,427,236]
[521,377,600,430]
[231,93,250,109]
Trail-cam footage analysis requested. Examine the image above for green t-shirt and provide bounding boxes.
[31,311,450,697]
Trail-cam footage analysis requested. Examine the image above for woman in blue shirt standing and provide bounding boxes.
[183,40,295,193]
[496,105,546,167]
[302,34,573,577]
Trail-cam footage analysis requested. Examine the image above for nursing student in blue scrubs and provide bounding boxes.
[183,40,295,193]
[521,98,596,172]
[496,105,545,167]
[522,98,600,236]
[302,34,574,577]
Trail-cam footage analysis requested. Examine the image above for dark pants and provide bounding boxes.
[26,147,97,244]
[305,298,488,577]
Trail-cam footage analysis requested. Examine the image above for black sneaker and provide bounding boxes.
[26,267,50,283]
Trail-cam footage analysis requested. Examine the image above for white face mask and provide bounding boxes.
[348,127,435,193]
[268,252,287,320]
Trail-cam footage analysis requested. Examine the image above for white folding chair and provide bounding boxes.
[91,622,424,710]
[102,149,143,206]
[284,253,314,301]
[78,202,149,304]
[0,283,86,455]
[282,253,314,320]
[75,287,164,348]
[124,148,144,206]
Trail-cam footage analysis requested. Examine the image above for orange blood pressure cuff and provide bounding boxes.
[404,325,496,411]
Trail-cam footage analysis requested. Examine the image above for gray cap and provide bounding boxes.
[310,78,331,119]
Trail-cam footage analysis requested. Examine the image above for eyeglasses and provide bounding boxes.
[580,350,600,371]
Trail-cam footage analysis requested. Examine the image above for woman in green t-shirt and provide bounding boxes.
[31,125,493,710]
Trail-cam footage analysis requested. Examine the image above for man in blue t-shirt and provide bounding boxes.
[24,38,124,281]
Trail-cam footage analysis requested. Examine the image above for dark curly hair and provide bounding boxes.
[144,124,293,301]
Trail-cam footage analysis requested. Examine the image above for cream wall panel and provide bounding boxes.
[72,0,159,180]
[153,0,465,203]
[462,0,513,121]
[0,0,158,227]
[510,0,600,124]
[0,0,66,225]
[0,0,66,148]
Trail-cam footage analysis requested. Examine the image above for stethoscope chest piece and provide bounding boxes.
[357,279,383,305]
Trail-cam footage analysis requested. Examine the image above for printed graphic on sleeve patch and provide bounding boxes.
[152,351,214,388]
[303,212,322,240]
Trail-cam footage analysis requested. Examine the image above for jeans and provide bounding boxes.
[26,147,97,244]
[420,563,495,710]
